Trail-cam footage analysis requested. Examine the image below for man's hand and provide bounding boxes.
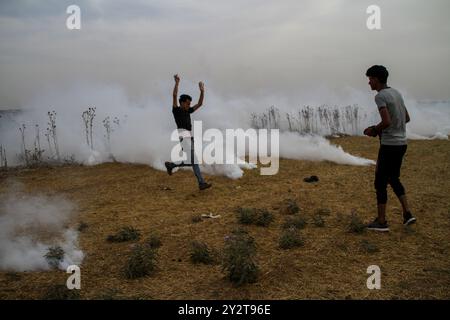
[364,126,378,137]
[192,81,205,112]
[173,74,180,107]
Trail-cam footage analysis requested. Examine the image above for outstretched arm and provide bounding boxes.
[192,82,205,112]
[172,74,180,108]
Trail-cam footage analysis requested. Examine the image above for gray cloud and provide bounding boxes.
[0,0,449,107]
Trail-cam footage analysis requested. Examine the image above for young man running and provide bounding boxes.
[364,65,416,232]
[165,74,212,191]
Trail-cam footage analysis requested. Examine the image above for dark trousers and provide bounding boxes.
[374,144,407,204]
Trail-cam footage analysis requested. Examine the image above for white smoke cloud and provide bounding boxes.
[404,99,450,140]
[279,133,375,166]
[0,83,448,179]
[0,182,84,271]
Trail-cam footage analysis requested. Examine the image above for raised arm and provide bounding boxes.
[172,74,180,108]
[192,82,205,112]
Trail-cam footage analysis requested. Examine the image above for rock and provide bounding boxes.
[303,175,319,183]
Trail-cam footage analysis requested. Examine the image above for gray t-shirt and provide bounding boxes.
[374,87,408,145]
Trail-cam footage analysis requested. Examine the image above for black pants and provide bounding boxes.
[374,144,407,204]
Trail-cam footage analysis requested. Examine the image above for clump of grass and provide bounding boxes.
[222,229,259,286]
[236,208,274,227]
[315,208,331,216]
[123,244,158,279]
[44,246,65,269]
[348,213,366,234]
[43,285,80,300]
[336,212,344,223]
[361,240,379,253]
[5,272,21,282]
[191,215,202,223]
[96,288,121,300]
[280,199,300,215]
[107,226,141,242]
[282,214,307,230]
[254,209,274,227]
[313,214,325,227]
[336,242,348,252]
[145,234,162,249]
[279,227,304,249]
[236,207,256,224]
[190,241,214,264]
[77,222,89,232]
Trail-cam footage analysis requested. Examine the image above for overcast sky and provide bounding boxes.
[1,0,449,107]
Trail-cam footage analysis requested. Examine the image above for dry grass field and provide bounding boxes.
[0,136,449,299]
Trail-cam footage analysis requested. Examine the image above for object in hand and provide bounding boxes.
[364,126,378,137]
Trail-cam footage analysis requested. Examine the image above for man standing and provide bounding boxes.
[165,74,212,190]
[364,65,416,231]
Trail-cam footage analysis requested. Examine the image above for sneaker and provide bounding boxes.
[199,182,212,190]
[165,162,175,175]
[403,212,417,226]
[366,218,389,232]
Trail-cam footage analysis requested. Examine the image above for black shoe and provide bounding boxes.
[366,218,389,232]
[165,162,175,175]
[403,212,417,226]
[304,175,319,183]
[199,182,212,190]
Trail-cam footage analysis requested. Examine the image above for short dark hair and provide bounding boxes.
[179,94,192,103]
[366,65,389,84]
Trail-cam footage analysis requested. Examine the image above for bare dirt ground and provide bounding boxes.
[0,136,449,299]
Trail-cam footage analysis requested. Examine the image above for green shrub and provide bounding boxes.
[190,241,214,264]
[315,208,331,216]
[281,199,300,215]
[236,207,256,224]
[313,214,325,227]
[236,208,274,227]
[124,244,158,279]
[96,288,121,300]
[146,234,162,249]
[279,227,304,249]
[43,285,80,300]
[77,222,89,232]
[222,229,259,286]
[44,246,65,269]
[107,226,141,242]
[254,209,274,227]
[348,213,365,234]
[282,214,307,230]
